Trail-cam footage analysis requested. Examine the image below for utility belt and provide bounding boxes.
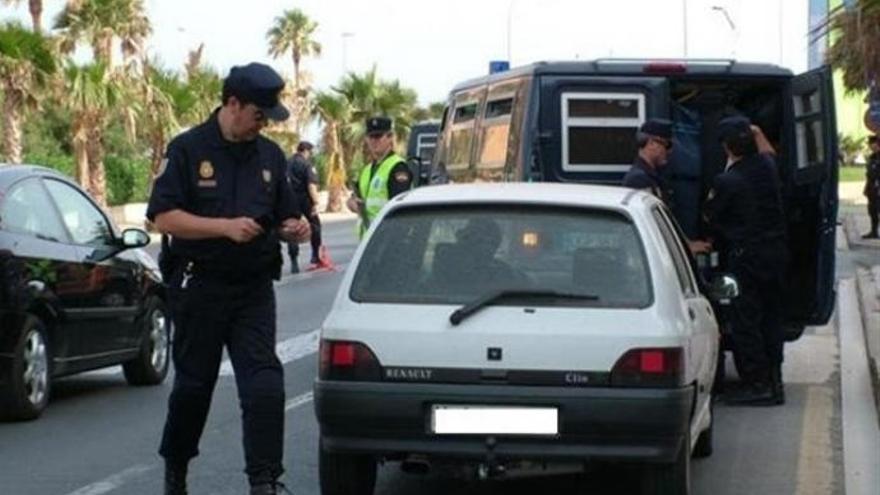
[159,235,281,286]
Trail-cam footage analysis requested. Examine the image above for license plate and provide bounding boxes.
[431,405,558,435]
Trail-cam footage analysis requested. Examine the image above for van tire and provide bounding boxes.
[641,432,691,495]
[319,439,377,495]
[0,316,51,421]
[123,297,170,386]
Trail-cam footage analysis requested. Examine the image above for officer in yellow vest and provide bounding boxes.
[346,116,413,237]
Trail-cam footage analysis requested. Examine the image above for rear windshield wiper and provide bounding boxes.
[449,290,599,326]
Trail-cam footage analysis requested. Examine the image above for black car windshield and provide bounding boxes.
[350,205,652,308]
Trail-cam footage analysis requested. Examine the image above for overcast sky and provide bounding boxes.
[2,0,814,105]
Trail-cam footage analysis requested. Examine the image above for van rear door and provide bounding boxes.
[784,65,838,327]
[535,75,669,183]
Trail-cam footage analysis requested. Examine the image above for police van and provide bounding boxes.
[430,59,838,334]
[405,120,440,184]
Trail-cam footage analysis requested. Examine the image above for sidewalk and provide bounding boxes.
[839,183,880,417]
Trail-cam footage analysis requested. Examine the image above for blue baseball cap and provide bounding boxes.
[223,63,289,121]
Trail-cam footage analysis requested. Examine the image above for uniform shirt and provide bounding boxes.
[287,152,319,211]
[146,110,300,275]
[355,151,413,199]
[865,151,880,197]
[704,153,786,250]
[623,157,668,203]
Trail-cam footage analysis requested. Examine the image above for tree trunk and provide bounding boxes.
[86,125,107,207]
[73,129,89,188]
[1,88,24,164]
[324,124,347,213]
[150,132,165,177]
[28,0,42,34]
[94,35,113,68]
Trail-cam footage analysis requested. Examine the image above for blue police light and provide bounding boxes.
[489,61,510,74]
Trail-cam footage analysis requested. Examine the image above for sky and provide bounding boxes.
[1,0,817,107]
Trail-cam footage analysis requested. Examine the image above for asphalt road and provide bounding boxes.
[0,217,870,495]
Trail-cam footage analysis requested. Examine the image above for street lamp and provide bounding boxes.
[507,0,517,63]
[341,32,355,73]
[682,0,689,58]
[711,5,738,58]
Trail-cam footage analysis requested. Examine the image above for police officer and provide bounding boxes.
[287,141,322,271]
[346,116,413,238]
[147,62,311,495]
[862,135,879,239]
[624,119,710,254]
[704,116,788,406]
[623,118,674,200]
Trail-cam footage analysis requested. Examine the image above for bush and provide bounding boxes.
[23,152,75,178]
[105,155,151,206]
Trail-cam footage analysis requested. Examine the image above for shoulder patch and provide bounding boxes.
[394,170,411,183]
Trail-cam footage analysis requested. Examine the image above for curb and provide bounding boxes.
[855,267,880,424]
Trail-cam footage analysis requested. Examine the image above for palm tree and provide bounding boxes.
[1,0,44,34]
[62,62,125,206]
[54,0,151,68]
[267,9,321,137]
[816,0,880,93]
[266,9,321,93]
[313,92,350,212]
[0,22,55,164]
[140,60,180,177]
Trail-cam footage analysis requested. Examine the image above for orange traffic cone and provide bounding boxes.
[316,245,337,271]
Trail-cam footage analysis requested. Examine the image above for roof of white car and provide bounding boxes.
[394,183,649,210]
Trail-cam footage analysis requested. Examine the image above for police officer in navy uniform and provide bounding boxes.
[623,118,675,201]
[862,135,879,239]
[704,116,788,406]
[624,119,711,254]
[147,62,311,495]
[346,117,413,238]
[286,141,322,272]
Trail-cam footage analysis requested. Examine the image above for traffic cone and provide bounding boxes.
[316,245,337,271]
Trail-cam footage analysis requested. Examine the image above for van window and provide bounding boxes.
[448,101,479,170]
[561,92,645,173]
[793,89,825,169]
[478,96,514,169]
[350,205,652,308]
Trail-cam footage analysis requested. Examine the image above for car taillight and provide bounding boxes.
[610,347,684,388]
[319,340,382,381]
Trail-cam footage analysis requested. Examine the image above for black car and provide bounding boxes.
[0,165,169,420]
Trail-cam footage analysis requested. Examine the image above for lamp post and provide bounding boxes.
[341,32,355,73]
[507,0,517,63]
[712,5,738,58]
[682,0,689,58]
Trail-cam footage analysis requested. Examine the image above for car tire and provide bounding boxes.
[692,399,714,458]
[123,296,170,386]
[641,431,691,495]
[319,439,377,495]
[0,316,51,421]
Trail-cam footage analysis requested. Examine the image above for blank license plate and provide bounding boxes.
[431,405,558,435]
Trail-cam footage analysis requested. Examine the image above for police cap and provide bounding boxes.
[717,115,753,143]
[223,63,289,121]
[366,116,393,136]
[639,118,673,140]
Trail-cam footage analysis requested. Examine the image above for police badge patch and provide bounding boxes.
[199,160,214,179]
[262,169,272,183]
[394,171,409,183]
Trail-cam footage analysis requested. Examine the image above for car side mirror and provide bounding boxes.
[708,274,740,304]
[121,228,151,248]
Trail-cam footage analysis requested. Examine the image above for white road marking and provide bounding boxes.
[219,328,320,376]
[285,391,314,411]
[64,464,155,495]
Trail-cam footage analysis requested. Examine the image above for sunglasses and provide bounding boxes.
[652,138,673,150]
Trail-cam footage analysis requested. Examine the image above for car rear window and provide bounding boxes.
[350,205,652,308]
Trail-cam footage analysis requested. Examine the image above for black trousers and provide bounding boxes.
[287,213,322,267]
[868,193,878,234]
[727,243,787,383]
[159,271,284,482]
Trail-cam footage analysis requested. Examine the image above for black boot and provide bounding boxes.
[164,460,188,495]
[770,365,785,405]
[250,481,292,495]
[723,380,777,406]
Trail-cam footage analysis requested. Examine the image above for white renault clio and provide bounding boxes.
[315,183,729,495]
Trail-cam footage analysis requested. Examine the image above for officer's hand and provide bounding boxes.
[346,195,363,214]
[225,217,264,243]
[281,217,311,243]
[688,239,712,255]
